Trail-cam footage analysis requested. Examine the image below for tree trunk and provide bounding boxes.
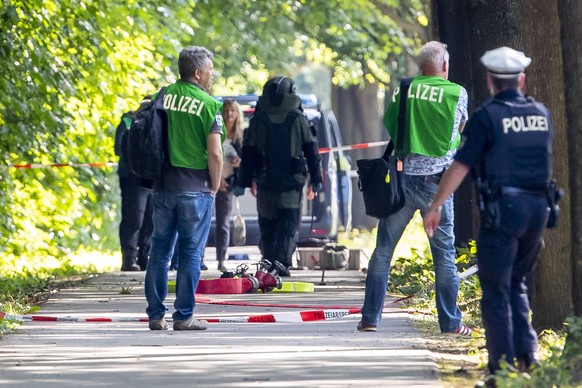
[433,0,574,329]
[433,0,522,244]
[558,0,582,317]
[519,1,573,329]
[432,0,476,247]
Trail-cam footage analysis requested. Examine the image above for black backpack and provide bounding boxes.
[126,87,168,180]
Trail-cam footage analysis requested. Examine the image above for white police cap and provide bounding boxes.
[480,47,531,78]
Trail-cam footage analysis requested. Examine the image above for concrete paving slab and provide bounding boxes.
[0,248,441,387]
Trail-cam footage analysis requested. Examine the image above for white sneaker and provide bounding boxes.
[173,316,208,331]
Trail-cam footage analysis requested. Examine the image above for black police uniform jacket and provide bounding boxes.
[455,89,554,189]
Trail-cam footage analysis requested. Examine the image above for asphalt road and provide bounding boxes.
[0,247,441,387]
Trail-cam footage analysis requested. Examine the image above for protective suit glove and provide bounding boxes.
[311,182,323,193]
[233,186,246,197]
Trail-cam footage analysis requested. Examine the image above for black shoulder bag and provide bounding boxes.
[356,78,411,219]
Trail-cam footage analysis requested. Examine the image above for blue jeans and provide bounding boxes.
[361,174,462,332]
[145,191,213,321]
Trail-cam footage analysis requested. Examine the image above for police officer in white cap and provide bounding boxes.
[423,46,555,385]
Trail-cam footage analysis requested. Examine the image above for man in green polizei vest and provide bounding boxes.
[358,41,472,337]
[384,74,462,157]
[163,82,225,169]
[145,46,224,332]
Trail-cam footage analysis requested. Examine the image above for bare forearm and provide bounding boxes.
[429,161,470,209]
[207,133,223,194]
[424,161,470,238]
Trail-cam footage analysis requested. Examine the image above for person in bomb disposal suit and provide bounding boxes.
[424,47,554,385]
[235,76,323,277]
[145,46,223,331]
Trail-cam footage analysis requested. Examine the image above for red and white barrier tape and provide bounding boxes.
[0,313,149,323]
[196,295,361,311]
[207,309,360,323]
[0,309,360,324]
[1,162,117,170]
[1,140,389,170]
[318,140,389,155]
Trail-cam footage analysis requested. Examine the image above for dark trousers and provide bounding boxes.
[257,189,302,268]
[119,174,153,268]
[215,189,234,261]
[477,194,548,373]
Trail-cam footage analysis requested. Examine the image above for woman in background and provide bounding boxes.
[214,99,244,271]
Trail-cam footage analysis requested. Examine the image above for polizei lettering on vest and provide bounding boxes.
[408,83,445,103]
[502,115,549,134]
[391,84,445,104]
[163,94,205,116]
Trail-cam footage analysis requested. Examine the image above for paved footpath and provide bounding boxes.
[0,248,441,388]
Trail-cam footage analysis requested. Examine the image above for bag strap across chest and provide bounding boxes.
[382,77,413,161]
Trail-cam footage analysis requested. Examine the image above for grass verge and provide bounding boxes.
[0,250,117,336]
[341,213,581,387]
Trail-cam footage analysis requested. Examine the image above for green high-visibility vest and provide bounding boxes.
[163,80,224,170]
[384,76,462,157]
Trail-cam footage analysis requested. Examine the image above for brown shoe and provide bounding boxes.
[148,318,169,331]
[357,321,377,332]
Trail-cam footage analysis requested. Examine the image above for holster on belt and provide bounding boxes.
[476,178,500,230]
[546,179,565,229]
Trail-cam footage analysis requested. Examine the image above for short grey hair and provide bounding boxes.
[178,46,213,79]
[418,41,449,67]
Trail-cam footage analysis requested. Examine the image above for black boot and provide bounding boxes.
[270,260,290,277]
[121,256,140,271]
[137,256,148,271]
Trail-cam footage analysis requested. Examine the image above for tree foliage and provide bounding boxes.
[0,0,426,260]
[0,0,184,258]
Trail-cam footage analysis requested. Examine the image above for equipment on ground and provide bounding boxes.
[169,261,285,294]
[253,259,284,293]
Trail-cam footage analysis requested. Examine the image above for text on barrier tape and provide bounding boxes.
[1,309,361,324]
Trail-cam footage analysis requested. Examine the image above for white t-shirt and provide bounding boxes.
[223,138,238,178]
